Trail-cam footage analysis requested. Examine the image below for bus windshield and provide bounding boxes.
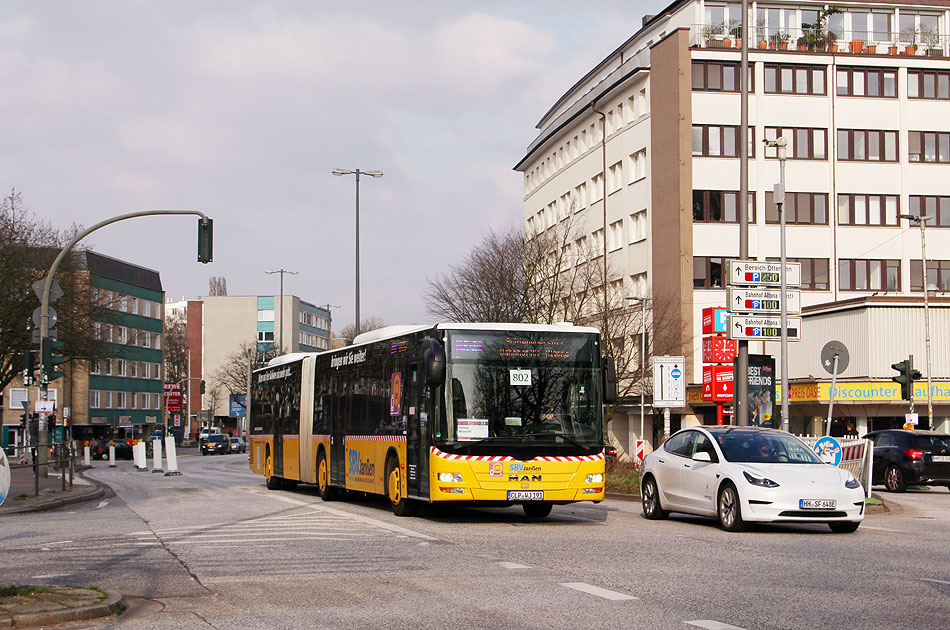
[443,330,603,446]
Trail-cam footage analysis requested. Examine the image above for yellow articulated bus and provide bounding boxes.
[248,323,617,518]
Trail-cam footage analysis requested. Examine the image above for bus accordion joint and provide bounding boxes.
[422,337,446,387]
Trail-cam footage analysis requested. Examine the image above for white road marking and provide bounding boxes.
[559,582,637,601]
[96,501,109,509]
[922,578,950,585]
[256,491,436,540]
[686,621,748,630]
[499,562,530,569]
[860,526,901,533]
[32,574,69,579]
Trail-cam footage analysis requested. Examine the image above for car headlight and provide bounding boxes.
[845,474,861,489]
[437,472,463,483]
[585,473,604,483]
[743,470,779,488]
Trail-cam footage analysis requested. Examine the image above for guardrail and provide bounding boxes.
[798,436,873,499]
[3,442,76,497]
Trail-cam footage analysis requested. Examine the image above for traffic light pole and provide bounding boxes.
[37,210,211,475]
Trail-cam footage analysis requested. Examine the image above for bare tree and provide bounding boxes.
[163,312,188,384]
[210,341,256,416]
[208,276,227,296]
[337,317,387,345]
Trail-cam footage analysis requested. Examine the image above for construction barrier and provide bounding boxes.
[798,436,873,498]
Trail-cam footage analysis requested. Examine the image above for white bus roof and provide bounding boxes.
[351,322,601,346]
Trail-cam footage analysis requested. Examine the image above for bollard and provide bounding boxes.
[83,445,91,466]
[108,444,117,468]
[134,442,148,471]
[164,436,182,476]
[152,438,164,473]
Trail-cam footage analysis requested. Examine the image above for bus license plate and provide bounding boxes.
[508,491,543,501]
[800,499,836,510]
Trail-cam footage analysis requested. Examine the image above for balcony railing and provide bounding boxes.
[693,23,947,57]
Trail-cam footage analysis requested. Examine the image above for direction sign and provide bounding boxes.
[728,315,802,341]
[728,260,801,287]
[33,278,64,303]
[653,356,686,408]
[728,288,801,314]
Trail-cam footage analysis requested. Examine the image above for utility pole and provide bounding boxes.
[265,268,298,354]
[736,0,750,426]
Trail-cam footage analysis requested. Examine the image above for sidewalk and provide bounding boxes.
[0,586,123,628]
[0,457,103,516]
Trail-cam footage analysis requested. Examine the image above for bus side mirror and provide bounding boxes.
[422,337,446,387]
[602,356,618,404]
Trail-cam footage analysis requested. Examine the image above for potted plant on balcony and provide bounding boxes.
[774,31,791,50]
[801,6,841,52]
[756,17,768,49]
[724,19,741,48]
[902,27,919,55]
[923,28,943,57]
[703,22,725,47]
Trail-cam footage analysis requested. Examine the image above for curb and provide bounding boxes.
[0,590,123,628]
[0,476,105,517]
[606,492,640,502]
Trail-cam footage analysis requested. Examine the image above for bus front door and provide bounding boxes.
[407,363,430,499]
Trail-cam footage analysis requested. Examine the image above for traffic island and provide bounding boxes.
[0,585,123,627]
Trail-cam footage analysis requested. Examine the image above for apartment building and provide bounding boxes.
[515,0,950,456]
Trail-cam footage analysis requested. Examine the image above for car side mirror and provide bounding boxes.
[692,451,712,463]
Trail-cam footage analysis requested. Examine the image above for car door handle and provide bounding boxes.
[658,458,665,464]
[684,464,691,468]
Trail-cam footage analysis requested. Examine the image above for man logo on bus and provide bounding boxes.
[489,462,502,477]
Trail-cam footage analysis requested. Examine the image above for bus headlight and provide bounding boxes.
[438,472,463,483]
[585,473,604,483]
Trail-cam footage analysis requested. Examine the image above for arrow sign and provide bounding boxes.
[728,288,801,314]
[728,260,801,287]
[728,315,802,341]
[654,356,686,407]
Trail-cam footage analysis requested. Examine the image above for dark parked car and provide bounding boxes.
[864,429,950,492]
[201,434,231,456]
[91,439,133,461]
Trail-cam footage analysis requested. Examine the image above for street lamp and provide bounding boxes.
[626,295,650,460]
[319,304,341,348]
[332,168,383,337]
[265,268,298,354]
[899,212,935,427]
[763,136,790,431]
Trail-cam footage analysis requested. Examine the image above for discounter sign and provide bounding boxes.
[776,381,950,404]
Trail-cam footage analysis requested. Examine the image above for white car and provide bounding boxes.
[640,426,865,533]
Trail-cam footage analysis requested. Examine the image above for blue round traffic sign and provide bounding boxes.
[671,367,682,379]
[813,436,842,466]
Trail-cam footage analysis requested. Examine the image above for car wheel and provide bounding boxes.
[717,482,746,532]
[641,475,669,520]
[522,502,553,518]
[884,465,906,492]
[386,456,416,517]
[829,521,860,533]
[317,451,338,500]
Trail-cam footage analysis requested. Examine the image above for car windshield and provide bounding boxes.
[715,431,822,464]
[208,435,227,443]
[912,434,950,450]
[443,330,603,445]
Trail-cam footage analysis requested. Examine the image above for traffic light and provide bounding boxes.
[197,218,213,263]
[891,357,921,401]
[22,350,36,385]
[41,336,66,382]
[200,380,206,394]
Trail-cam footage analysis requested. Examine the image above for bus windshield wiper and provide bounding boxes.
[521,430,585,449]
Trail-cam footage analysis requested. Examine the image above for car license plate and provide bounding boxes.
[932,455,950,463]
[800,499,836,510]
[508,491,543,501]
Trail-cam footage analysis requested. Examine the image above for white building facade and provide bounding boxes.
[515,0,950,456]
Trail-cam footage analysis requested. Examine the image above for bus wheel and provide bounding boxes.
[386,457,416,517]
[317,451,338,501]
[265,452,281,490]
[522,502,553,518]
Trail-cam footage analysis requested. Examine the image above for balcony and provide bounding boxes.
[693,23,947,57]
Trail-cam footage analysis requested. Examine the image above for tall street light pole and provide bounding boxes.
[899,212,935,427]
[332,168,383,337]
[626,296,651,457]
[763,136,790,430]
[265,269,298,354]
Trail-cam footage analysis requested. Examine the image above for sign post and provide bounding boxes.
[653,356,686,441]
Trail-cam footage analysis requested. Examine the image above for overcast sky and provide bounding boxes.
[2,0,660,329]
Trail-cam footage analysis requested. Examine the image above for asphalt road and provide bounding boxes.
[1,453,948,629]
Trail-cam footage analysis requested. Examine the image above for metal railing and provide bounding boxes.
[693,23,947,57]
[3,442,76,497]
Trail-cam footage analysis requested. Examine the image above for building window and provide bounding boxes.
[258,330,274,342]
[764,64,826,95]
[607,161,623,194]
[908,131,950,163]
[90,360,101,375]
[258,309,275,322]
[692,125,753,158]
[608,220,624,251]
[116,392,127,408]
[837,67,897,98]
[838,259,900,291]
[837,194,899,226]
[908,70,950,100]
[837,129,898,162]
[116,327,127,344]
[691,61,753,92]
[693,190,756,223]
[764,127,826,160]
[90,390,100,408]
[765,257,830,290]
[908,196,950,227]
[129,361,137,378]
[116,359,126,376]
[629,210,647,243]
[694,256,733,289]
[628,149,647,183]
[103,359,111,375]
[591,229,604,258]
[765,192,828,224]
[911,260,950,292]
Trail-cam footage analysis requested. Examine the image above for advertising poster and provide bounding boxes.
[745,354,776,428]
